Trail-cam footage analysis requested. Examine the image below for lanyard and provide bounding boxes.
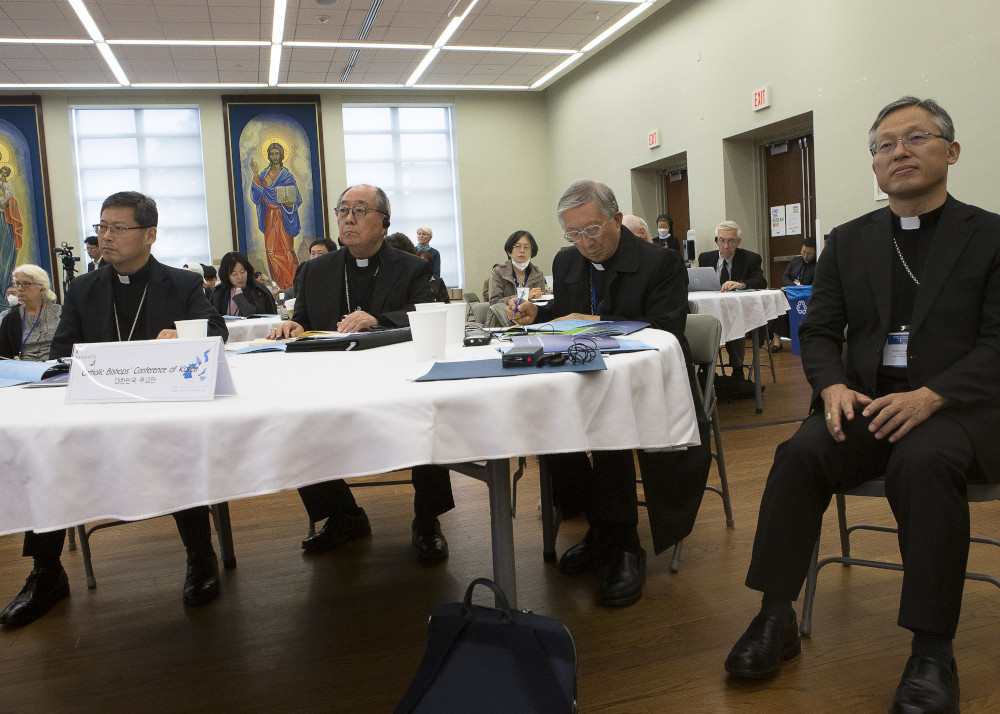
[512,264,529,289]
[19,305,43,357]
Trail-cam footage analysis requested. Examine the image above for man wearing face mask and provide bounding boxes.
[1,284,17,319]
[654,214,681,253]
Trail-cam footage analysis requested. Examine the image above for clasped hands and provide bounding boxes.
[266,311,378,340]
[821,383,952,443]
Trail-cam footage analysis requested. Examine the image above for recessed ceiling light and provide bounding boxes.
[316,15,329,24]
[316,0,338,5]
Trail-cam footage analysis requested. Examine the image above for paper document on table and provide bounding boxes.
[0,359,57,387]
[504,320,648,336]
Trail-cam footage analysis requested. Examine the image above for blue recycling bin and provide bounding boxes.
[784,285,812,355]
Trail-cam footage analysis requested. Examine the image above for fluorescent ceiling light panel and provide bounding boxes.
[268,44,282,86]
[442,45,574,54]
[0,38,93,45]
[67,0,105,42]
[285,41,432,50]
[283,83,405,89]
[405,47,440,86]
[133,83,269,89]
[415,84,525,90]
[0,83,119,89]
[96,42,130,85]
[272,0,288,45]
[581,2,652,53]
[109,40,269,47]
[433,0,480,48]
[531,52,582,89]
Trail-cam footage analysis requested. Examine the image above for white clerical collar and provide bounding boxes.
[356,257,369,267]
[590,262,605,271]
[118,273,130,284]
[900,216,920,230]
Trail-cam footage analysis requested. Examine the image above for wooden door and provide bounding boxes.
[763,136,816,288]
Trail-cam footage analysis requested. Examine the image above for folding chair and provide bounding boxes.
[799,480,1000,636]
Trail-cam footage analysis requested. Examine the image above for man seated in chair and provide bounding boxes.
[507,179,711,607]
[269,184,453,564]
[724,97,1000,714]
[697,221,767,375]
[1,191,228,628]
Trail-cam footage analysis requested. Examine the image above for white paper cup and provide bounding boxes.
[443,302,469,342]
[175,319,208,339]
[407,309,447,360]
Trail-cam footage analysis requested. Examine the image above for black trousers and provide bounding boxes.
[541,418,712,556]
[22,506,214,562]
[297,465,455,523]
[746,410,975,638]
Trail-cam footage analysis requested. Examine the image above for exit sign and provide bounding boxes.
[753,86,771,111]
[648,129,660,149]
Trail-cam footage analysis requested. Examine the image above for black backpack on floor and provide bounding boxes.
[395,578,577,713]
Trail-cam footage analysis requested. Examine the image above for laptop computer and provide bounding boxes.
[687,266,722,292]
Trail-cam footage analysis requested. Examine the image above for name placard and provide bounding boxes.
[66,337,237,404]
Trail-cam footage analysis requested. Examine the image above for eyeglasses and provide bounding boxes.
[563,219,609,243]
[93,224,154,235]
[870,131,947,157]
[11,281,39,288]
[336,206,387,220]
[715,238,739,246]
[511,243,532,251]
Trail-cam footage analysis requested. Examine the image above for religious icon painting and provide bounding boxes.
[222,95,331,290]
[0,96,56,299]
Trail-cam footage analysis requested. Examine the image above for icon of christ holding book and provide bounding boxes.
[249,140,301,288]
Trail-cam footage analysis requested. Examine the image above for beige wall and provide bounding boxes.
[27,0,999,290]
[543,0,1000,258]
[35,90,552,290]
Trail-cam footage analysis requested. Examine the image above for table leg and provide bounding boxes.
[484,459,517,608]
[751,329,763,414]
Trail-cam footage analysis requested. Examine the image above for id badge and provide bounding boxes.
[883,330,909,367]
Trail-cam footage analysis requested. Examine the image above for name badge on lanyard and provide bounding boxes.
[883,328,909,367]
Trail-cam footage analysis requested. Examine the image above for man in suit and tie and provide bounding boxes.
[85,234,104,272]
[507,180,711,607]
[0,191,228,629]
[269,184,454,564]
[698,221,767,373]
[724,97,1000,713]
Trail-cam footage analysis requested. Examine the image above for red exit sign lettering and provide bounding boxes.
[753,86,771,111]
[647,129,660,149]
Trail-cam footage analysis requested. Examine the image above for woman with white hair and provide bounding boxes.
[0,264,62,361]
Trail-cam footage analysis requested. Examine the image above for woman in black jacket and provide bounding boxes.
[210,251,277,317]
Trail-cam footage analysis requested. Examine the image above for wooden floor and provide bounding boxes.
[2,341,999,712]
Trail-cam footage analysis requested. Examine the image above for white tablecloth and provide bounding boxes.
[0,329,699,536]
[223,316,283,343]
[688,289,789,344]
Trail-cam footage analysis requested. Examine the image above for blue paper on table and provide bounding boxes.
[0,359,56,387]
[414,352,606,382]
[510,334,656,354]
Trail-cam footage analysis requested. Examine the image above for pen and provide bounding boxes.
[512,294,522,318]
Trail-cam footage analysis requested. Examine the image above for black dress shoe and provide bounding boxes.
[182,551,221,607]
[599,549,646,607]
[0,566,70,628]
[724,611,801,678]
[301,508,371,553]
[411,516,449,563]
[890,655,959,714]
[559,528,614,575]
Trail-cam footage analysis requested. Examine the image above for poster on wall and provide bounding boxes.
[222,95,330,290]
[769,205,786,237]
[0,96,56,301]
